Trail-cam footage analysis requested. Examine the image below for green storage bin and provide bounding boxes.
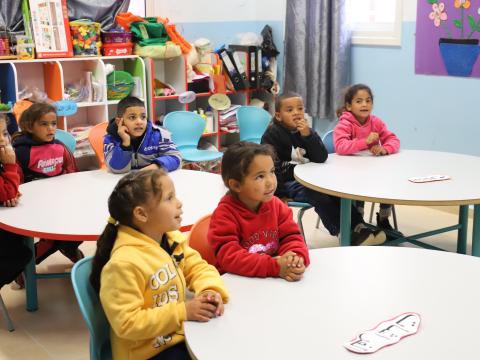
[107,71,134,100]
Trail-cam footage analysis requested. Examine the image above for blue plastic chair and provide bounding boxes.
[236,106,271,144]
[55,129,76,153]
[287,201,313,241]
[163,111,223,162]
[322,130,335,154]
[71,256,112,360]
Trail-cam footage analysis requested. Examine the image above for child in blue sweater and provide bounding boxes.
[104,97,181,173]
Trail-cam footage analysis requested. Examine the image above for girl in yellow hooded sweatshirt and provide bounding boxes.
[90,169,229,360]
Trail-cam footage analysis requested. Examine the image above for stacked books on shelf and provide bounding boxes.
[219,104,241,133]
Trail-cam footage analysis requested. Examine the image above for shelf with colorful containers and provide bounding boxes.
[0,55,146,132]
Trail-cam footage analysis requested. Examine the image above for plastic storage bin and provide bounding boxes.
[102,42,133,56]
[101,30,132,44]
[107,71,134,100]
[70,19,102,56]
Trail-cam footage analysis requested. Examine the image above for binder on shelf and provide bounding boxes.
[218,47,247,91]
[256,48,264,89]
[229,45,258,89]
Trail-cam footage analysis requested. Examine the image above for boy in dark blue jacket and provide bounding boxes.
[261,92,385,246]
[104,97,181,173]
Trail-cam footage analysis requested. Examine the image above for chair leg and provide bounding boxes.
[368,203,376,223]
[297,208,306,242]
[392,205,398,230]
[0,294,14,332]
[315,216,321,229]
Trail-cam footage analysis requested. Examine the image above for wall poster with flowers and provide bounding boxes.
[415,0,480,77]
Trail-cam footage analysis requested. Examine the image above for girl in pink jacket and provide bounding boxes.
[334,84,400,232]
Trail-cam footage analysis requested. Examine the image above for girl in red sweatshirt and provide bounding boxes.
[208,141,309,281]
[0,114,32,289]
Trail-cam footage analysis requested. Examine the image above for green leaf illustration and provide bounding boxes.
[453,19,462,29]
[427,0,437,4]
[468,15,476,31]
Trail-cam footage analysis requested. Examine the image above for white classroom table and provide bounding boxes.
[294,150,480,254]
[185,247,480,360]
[0,169,227,311]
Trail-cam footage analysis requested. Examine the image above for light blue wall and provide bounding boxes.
[351,22,479,156]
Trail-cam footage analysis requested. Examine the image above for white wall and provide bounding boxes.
[403,0,417,21]
[128,0,145,17]
[146,0,286,22]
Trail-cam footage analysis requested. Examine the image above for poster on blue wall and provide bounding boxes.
[415,0,480,77]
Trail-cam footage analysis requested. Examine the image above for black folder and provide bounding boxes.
[218,47,247,91]
[229,45,258,89]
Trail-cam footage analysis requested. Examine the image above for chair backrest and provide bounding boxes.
[88,122,108,169]
[55,129,76,153]
[322,130,335,154]
[163,111,205,150]
[187,214,216,266]
[71,256,112,360]
[236,106,271,144]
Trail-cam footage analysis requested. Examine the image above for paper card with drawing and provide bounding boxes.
[344,312,421,354]
[408,175,451,183]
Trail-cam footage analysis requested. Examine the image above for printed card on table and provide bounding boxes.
[344,312,421,354]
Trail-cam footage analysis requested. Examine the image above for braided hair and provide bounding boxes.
[90,168,166,293]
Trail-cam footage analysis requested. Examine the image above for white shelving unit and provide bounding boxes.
[144,55,271,150]
[0,55,147,131]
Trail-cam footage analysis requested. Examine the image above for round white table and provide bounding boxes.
[294,150,480,254]
[0,169,227,311]
[0,169,226,239]
[185,247,480,360]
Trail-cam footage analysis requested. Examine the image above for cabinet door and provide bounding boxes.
[0,63,17,106]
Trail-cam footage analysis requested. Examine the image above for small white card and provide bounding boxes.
[344,312,421,354]
[408,175,451,183]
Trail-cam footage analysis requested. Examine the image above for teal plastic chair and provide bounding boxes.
[286,201,313,241]
[0,293,14,331]
[322,130,335,154]
[71,256,112,360]
[237,106,271,143]
[55,129,76,153]
[163,111,223,162]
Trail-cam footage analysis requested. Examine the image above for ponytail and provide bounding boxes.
[90,223,119,293]
[89,168,167,294]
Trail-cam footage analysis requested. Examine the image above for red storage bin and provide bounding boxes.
[102,42,133,56]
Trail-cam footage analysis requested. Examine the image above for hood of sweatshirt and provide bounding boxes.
[13,133,59,147]
[217,193,275,220]
[106,118,149,149]
[339,111,374,128]
[112,225,186,254]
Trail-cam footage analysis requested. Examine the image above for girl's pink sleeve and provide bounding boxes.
[374,117,400,154]
[334,121,368,155]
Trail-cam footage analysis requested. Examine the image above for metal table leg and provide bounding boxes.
[340,198,352,246]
